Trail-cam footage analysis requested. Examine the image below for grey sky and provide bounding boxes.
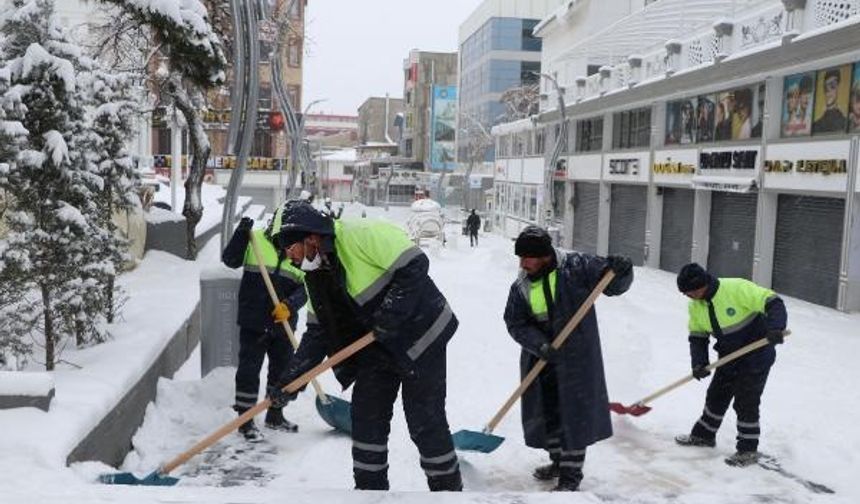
[303,0,484,116]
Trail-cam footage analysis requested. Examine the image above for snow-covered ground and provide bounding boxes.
[2,202,859,503]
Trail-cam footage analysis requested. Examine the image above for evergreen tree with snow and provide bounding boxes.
[0,0,110,369]
[82,67,141,323]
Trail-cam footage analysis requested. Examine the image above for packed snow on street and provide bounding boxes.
[2,203,859,504]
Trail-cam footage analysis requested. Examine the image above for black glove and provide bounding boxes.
[237,217,253,233]
[605,255,633,276]
[766,329,785,345]
[537,342,560,363]
[266,384,297,408]
[692,365,711,381]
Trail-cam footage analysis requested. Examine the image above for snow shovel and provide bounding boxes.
[609,330,791,416]
[249,232,352,434]
[98,332,375,486]
[453,270,617,454]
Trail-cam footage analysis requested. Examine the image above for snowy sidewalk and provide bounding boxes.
[2,203,858,504]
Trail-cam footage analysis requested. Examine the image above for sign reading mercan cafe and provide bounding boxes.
[693,146,761,193]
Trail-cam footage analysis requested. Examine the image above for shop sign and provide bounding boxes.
[608,158,640,175]
[763,158,846,175]
[700,150,758,170]
[653,161,695,174]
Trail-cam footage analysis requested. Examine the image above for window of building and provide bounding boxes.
[288,39,301,67]
[527,185,538,221]
[576,116,604,152]
[288,0,301,19]
[521,61,540,85]
[259,41,272,62]
[258,85,272,110]
[522,19,541,52]
[612,107,651,149]
[287,85,301,109]
[535,128,545,156]
[252,129,271,158]
[153,128,171,154]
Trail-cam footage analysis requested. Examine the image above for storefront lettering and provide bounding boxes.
[609,158,640,175]
[700,150,758,170]
[764,159,847,175]
[653,161,696,174]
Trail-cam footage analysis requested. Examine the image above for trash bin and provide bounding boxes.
[199,266,242,377]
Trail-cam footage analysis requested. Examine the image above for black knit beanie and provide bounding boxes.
[677,263,710,292]
[514,225,554,258]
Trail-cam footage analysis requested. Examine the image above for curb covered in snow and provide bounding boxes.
[65,305,201,468]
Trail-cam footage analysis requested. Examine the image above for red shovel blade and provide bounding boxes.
[608,402,652,416]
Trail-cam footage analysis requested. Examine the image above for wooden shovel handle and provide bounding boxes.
[633,330,791,407]
[160,332,375,476]
[248,231,327,399]
[484,270,617,433]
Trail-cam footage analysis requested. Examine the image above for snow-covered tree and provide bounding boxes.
[83,68,141,323]
[458,113,493,211]
[99,0,227,259]
[0,0,110,369]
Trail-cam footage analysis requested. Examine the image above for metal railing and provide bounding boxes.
[550,0,860,104]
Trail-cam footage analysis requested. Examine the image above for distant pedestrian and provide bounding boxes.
[674,263,786,467]
[466,209,481,247]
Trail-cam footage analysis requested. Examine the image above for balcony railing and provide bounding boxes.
[552,0,860,104]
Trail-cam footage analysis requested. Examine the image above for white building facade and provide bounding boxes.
[493,0,860,311]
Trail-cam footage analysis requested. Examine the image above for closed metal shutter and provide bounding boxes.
[708,192,757,279]
[659,187,694,273]
[609,184,647,265]
[772,195,844,308]
[572,182,599,254]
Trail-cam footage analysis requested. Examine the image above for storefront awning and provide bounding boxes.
[691,175,758,193]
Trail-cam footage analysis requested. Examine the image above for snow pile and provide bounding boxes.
[0,370,53,396]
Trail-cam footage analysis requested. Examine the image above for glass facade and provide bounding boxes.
[459,17,542,163]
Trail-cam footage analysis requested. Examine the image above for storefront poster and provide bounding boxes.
[849,62,860,133]
[812,65,851,135]
[430,85,457,171]
[781,72,815,137]
[665,98,696,145]
[695,95,715,143]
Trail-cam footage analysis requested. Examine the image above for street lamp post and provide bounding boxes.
[538,72,567,234]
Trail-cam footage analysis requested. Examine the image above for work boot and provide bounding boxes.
[238,420,263,442]
[725,450,760,467]
[675,434,716,448]
[427,471,463,491]
[264,408,298,433]
[532,461,560,481]
[552,468,582,492]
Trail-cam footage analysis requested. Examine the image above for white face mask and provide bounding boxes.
[301,252,322,271]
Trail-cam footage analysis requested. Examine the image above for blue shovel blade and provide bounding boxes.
[316,394,352,434]
[98,470,178,486]
[452,429,505,453]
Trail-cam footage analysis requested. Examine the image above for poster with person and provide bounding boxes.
[695,94,715,143]
[849,63,860,133]
[812,65,850,135]
[781,72,815,137]
[666,98,696,145]
[714,90,734,141]
[731,87,755,140]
